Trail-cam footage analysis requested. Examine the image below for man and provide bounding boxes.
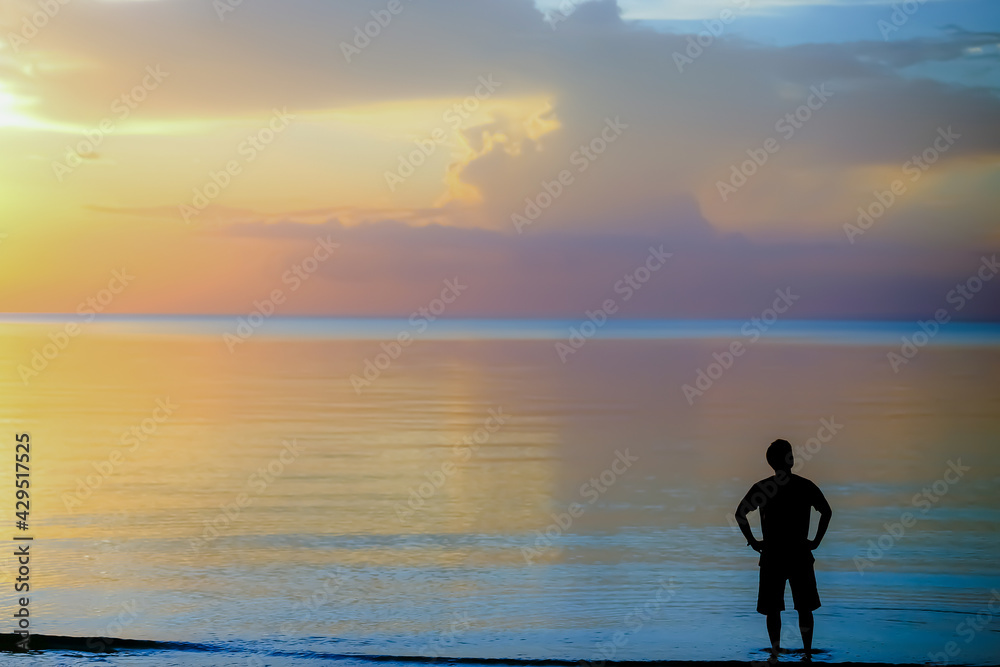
[735,439,832,662]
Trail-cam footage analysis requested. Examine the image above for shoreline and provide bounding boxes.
[0,634,974,666]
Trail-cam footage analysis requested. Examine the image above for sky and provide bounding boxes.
[1,0,998,318]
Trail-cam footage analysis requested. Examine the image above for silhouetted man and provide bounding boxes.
[735,439,832,662]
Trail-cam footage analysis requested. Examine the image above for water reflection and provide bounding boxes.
[0,322,997,662]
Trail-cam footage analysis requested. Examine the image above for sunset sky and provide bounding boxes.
[1,0,999,318]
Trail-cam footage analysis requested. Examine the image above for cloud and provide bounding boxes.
[604,0,930,21]
[211,215,1000,320]
[2,0,998,317]
[19,0,993,237]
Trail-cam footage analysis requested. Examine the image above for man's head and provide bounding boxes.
[766,439,793,472]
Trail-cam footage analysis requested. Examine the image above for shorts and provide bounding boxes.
[756,551,820,615]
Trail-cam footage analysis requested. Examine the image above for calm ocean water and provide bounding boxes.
[1,318,998,665]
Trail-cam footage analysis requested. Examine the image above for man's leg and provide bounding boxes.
[758,560,785,661]
[798,610,813,658]
[790,557,820,659]
[766,612,781,657]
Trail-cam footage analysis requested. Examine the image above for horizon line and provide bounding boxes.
[2,315,999,345]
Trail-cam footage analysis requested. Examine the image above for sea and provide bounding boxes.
[1,316,998,665]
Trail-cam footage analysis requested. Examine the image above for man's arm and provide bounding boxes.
[734,491,763,552]
[809,486,833,550]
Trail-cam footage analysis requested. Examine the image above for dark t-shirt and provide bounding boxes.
[739,473,830,557]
